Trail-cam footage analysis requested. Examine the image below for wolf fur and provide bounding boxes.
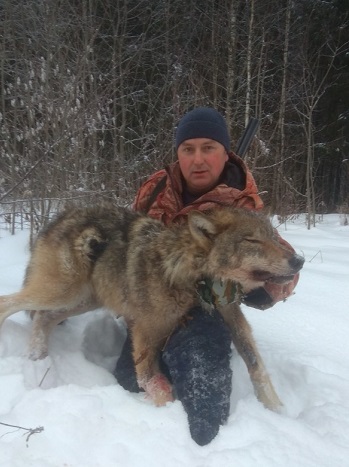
[0,205,304,407]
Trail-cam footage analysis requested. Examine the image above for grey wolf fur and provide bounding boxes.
[0,205,304,407]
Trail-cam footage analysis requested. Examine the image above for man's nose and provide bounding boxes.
[193,150,204,164]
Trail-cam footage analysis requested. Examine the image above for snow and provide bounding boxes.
[0,214,349,467]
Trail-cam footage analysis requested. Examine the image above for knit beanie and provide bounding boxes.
[175,107,231,152]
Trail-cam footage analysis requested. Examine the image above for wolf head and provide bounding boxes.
[188,207,304,293]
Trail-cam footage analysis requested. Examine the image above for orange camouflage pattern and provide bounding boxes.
[133,152,264,223]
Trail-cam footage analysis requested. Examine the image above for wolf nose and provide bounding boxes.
[288,254,304,272]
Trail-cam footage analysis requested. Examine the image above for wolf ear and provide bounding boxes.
[188,211,217,248]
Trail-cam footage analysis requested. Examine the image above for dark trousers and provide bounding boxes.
[114,307,232,446]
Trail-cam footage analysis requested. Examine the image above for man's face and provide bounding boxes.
[177,138,228,195]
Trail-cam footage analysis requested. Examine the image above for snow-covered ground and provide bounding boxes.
[0,214,349,467]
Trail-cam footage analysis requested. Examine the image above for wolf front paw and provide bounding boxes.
[143,374,174,406]
[256,381,283,413]
[261,394,283,413]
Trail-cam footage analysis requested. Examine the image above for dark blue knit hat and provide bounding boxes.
[175,107,230,152]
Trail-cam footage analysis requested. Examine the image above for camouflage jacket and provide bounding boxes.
[133,153,299,309]
[133,153,264,223]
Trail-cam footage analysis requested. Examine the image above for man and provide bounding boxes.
[114,107,299,445]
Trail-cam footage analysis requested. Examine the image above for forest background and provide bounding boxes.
[0,0,348,232]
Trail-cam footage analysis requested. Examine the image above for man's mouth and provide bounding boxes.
[192,170,208,176]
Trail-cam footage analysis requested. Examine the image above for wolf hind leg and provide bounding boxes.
[28,299,99,360]
[0,282,95,359]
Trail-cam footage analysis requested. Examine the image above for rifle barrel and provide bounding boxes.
[235,117,260,158]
